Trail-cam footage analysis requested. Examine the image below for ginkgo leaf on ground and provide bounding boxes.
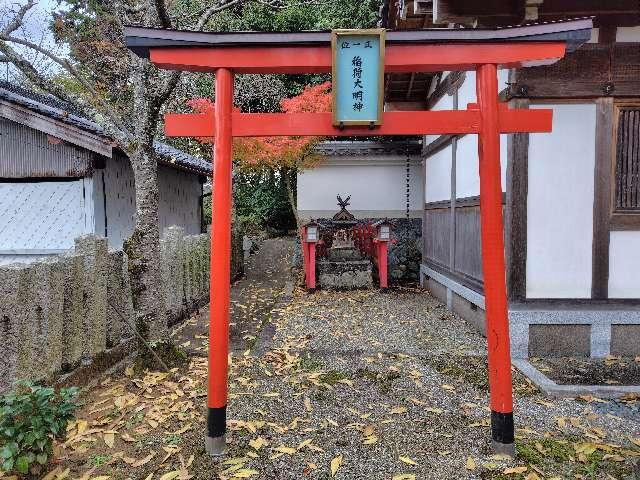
[103,433,115,448]
[392,475,416,480]
[330,455,343,477]
[158,472,180,480]
[233,470,259,478]
[399,456,418,466]
[503,466,528,474]
[465,457,476,470]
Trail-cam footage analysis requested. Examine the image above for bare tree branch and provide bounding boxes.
[154,0,172,28]
[0,36,133,143]
[1,0,36,37]
[196,0,245,30]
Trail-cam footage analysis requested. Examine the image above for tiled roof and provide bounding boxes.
[0,81,212,176]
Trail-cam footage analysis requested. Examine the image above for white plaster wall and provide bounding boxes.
[0,180,86,251]
[157,164,202,235]
[455,134,508,198]
[92,170,106,237]
[526,104,596,298]
[424,87,454,145]
[608,231,640,298]
[103,153,136,249]
[297,156,423,218]
[424,144,452,203]
[617,26,640,42]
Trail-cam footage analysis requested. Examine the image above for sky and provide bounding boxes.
[1,0,66,81]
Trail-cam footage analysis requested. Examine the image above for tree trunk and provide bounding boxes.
[123,145,167,343]
[283,168,300,229]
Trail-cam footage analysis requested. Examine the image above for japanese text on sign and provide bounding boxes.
[332,30,385,126]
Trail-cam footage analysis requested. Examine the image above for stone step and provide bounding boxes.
[317,260,373,289]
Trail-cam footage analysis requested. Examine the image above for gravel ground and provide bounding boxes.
[210,288,640,479]
[50,242,640,480]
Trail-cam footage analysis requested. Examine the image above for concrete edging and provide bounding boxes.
[513,359,640,399]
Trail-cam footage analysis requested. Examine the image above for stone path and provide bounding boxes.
[49,238,640,480]
[170,236,296,354]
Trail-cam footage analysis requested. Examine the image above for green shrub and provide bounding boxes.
[0,381,79,476]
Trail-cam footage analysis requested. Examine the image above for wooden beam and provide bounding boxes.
[592,97,614,300]
[505,98,530,302]
[513,44,640,99]
[610,213,640,230]
[422,134,458,157]
[427,71,466,110]
[150,42,567,74]
[165,106,553,138]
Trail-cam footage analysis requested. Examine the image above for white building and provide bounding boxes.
[0,82,210,265]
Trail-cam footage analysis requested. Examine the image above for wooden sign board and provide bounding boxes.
[331,29,385,126]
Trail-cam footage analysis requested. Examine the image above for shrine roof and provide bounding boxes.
[125,18,592,59]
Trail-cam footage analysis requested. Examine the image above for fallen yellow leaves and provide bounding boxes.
[465,457,476,470]
[392,475,416,480]
[399,456,418,466]
[249,437,267,450]
[330,455,343,477]
[103,432,115,448]
[503,466,528,474]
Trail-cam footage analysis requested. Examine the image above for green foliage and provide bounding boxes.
[233,169,296,233]
[0,382,79,476]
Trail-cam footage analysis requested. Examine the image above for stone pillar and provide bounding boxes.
[31,260,65,379]
[60,253,86,370]
[0,265,23,390]
[106,250,134,348]
[161,226,186,323]
[75,235,108,360]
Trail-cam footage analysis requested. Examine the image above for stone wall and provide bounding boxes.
[0,226,244,391]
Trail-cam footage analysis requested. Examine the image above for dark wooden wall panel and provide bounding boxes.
[513,44,640,99]
[505,99,530,301]
[454,206,483,282]
[423,208,450,266]
[592,97,614,299]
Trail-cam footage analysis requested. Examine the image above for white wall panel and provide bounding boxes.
[455,134,507,198]
[158,164,202,235]
[103,154,135,249]
[617,26,640,42]
[0,180,85,251]
[424,92,454,145]
[609,231,640,298]
[526,104,596,298]
[424,144,452,203]
[297,156,423,218]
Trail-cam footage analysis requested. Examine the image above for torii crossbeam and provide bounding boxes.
[125,18,592,458]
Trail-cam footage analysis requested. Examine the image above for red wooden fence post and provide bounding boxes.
[378,241,388,289]
[301,226,309,287]
[308,242,316,291]
[476,63,515,455]
[207,67,233,456]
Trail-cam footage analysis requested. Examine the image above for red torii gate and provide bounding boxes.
[125,18,591,457]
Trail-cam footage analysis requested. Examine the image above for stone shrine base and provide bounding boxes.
[317,259,373,289]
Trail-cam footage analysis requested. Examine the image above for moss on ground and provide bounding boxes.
[298,353,322,371]
[355,367,401,394]
[318,370,349,386]
[134,340,188,372]
[480,437,633,480]
[425,355,490,391]
[423,355,539,396]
